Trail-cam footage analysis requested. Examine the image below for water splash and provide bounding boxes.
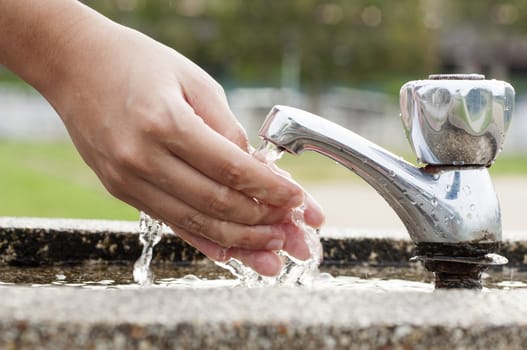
[216,140,322,287]
[133,141,322,287]
[133,212,164,286]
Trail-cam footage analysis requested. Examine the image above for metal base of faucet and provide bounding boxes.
[411,242,508,289]
[425,260,487,289]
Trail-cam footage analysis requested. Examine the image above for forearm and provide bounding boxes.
[0,0,116,99]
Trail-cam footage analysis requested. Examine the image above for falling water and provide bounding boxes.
[133,141,322,287]
[216,141,322,287]
[133,212,164,286]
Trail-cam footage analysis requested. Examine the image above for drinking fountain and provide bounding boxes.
[258,74,515,288]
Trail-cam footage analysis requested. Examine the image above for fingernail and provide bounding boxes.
[265,238,284,250]
[287,192,305,208]
[304,192,326,227]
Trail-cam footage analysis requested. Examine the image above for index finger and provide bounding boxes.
[164,107,304,208]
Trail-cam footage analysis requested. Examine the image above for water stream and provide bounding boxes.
[216,141,322,287]
[132,212,164,286]
[133,141,322,287]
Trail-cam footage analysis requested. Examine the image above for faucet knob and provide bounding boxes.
[400,74,515,166]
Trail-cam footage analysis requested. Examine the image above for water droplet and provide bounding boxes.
[389,170,396,177]
[431,197,438,207]
[361,158,369,164]
[445,184,451,191]
[432,173,440,180]
[182,274,200,281]
[462,185,471,195]
[470,203,476,211]
[453,160,465,166]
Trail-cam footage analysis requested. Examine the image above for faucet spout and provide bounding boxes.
[259,105,501,244]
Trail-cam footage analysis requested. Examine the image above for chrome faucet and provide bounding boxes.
[259,74,514,288]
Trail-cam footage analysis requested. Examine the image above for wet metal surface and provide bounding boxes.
[413,241,508,289]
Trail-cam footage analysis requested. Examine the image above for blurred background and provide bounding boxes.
[1,0,526,225]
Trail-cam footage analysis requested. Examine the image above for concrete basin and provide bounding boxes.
[1,217,527,349]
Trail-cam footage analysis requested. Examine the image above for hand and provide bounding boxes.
[0,1,325,276]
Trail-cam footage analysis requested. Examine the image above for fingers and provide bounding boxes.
[177,61,250,151]
[228,248,283,277]
[169,225,229,262]
[174,227,283,277]
[139,148,291,226]
[303,192,325,228]
[282,223,311,261]
[265,162,326,228]
[110,170,289,251]
[162,101,304,210]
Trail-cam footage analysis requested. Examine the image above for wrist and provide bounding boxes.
[0,1,118,102]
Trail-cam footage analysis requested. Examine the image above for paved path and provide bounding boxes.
[305,175,527,232]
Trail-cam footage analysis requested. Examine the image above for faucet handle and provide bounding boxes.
[400,74,515,166]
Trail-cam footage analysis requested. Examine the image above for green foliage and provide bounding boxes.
[82,0,437,88]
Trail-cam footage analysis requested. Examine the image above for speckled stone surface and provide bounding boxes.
[0,217,202,266]
[1,217,526,267]
[1,287,527,349]
[1,217,527,349]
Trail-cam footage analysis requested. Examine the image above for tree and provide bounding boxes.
[83,0,437,91]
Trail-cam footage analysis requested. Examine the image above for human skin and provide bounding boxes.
[0,0,325,276]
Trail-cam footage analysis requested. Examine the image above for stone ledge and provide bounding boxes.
[1,217,525,267]
[1,217,527,349]
[1,287,527,349]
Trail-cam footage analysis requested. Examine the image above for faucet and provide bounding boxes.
[259,74,515,288]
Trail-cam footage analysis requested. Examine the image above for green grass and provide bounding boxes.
[489,155,527,175]
[0,140,137,220]
[1,141,526,219]
[276,152,360,183]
